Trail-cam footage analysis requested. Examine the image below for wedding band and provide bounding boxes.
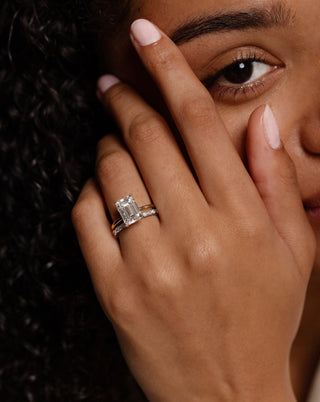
[111,194,158,237]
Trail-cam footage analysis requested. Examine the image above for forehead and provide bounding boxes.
[136,0,276,26]
[132,0,313,28]
[107,0,319,75]
[130,0,319,46]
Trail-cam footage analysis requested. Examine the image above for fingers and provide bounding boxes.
[95,19,315,279]
[97,77,206,219]
[247,105,316,277]
[128,18,254,205]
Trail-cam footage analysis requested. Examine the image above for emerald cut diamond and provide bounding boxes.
[115,195,142,226]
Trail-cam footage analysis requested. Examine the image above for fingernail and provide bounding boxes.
[131,19,162,46]
[97,75,120,99]
[262,105,282,149]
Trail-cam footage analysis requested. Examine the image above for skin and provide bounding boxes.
[73,0,320,400]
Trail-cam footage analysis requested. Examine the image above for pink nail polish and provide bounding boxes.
[262,105,282,150]
[131,19,162,46]
[97,75,120,97]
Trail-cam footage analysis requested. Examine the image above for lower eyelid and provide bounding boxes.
[209,65,283,104]
[213,82,265,103]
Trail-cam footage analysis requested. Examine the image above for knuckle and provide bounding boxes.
[132,249,181,299]
[148,266,175,292]
[71,198,94,229]
[187,234,218,275]
[128,113,165,145]
[150,47,180,72]
[139,266,183,307]
[106,84,128,108]
[103,273,138,325]
[107,288,134,324]
[96,150,125,181]
[180,95,214,127]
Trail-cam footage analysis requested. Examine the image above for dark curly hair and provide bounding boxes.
[0,0,147,400]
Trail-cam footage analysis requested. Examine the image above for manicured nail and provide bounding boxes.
[262,105,282,149]
[131,19,162,46]
[97,75,120,99]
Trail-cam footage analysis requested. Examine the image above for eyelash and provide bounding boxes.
[202,51,274,102]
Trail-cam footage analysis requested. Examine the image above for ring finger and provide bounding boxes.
[96,134,160,243]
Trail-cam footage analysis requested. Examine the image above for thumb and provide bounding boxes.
[246,104,315,278]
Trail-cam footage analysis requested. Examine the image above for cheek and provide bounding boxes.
[216,105,252,163]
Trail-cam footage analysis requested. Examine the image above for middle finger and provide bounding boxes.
[129,19,257,206]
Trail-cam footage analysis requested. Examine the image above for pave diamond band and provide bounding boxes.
[112,195,158,237]
[112,208,158,237]
[112,205,155,228]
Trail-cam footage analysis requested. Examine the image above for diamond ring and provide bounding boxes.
[111,194,158,237]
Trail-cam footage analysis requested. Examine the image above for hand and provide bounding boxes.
[72,19,315,402]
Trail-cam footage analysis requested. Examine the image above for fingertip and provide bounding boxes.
[251,104,267,119]
[97,75,121,100]
[262,105,282,150]
[130,19,162,47]
[247,104,283,156]
[248,104,268,133]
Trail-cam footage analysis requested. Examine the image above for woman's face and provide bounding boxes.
[101,0,320,272]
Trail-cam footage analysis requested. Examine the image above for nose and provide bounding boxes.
[299,113,320,155]
[293,67,320,156]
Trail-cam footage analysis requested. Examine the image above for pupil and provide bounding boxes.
[224,61,253,84]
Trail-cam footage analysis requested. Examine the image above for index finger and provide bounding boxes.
[130,19,257,206]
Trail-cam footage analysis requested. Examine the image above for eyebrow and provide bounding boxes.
[170,2,295,45]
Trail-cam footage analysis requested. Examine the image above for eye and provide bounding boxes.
[202,52,282,104]
[218,60,273,86]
